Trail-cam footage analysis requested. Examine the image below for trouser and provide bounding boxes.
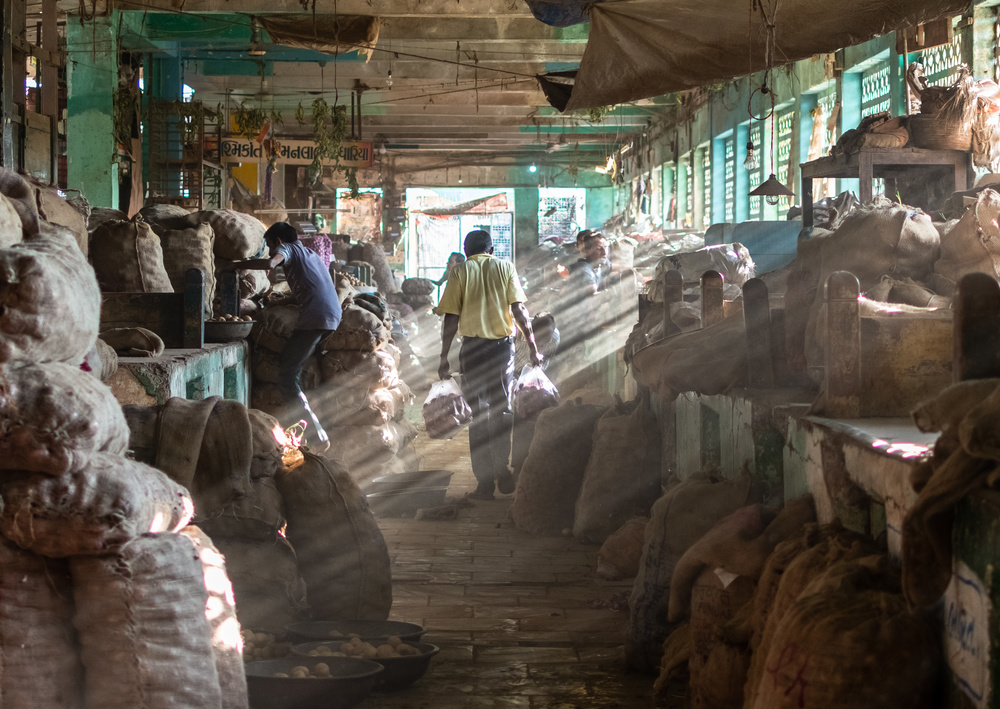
[279,328,331,444]
[459,335,515,492]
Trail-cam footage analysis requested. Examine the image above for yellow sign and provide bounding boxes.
[220,137,374,168]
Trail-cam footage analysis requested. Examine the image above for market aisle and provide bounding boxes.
[368,424,653,709]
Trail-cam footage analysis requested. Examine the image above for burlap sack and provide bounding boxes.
[934,189,1000,283]
[253,350,322,391]
[100,326,166,357]
[573,397,662,543]
[197,476,285,542]
[669,496,816,622]
[401,277,435,296]
[154,397,253,518]
[320,305,389,352]
[320,348,397,389]
[27,177,89,257]
[330,421,415,478]
[212,535,308,634]
[361,240,399,294]
[596,517,649,580]
[199,209,266,261]
[240,269,271,299]
[353,292,391,324]
[911,377,1000,433]
[0,168,40,236]
[250,305,300,353]
[0,535,83,708]
[139,203,193,226]
[88,207,127,233]
[90,215,174,293]
[744,524,875,704]
[0,192,22,247]
[625,471,755,673]
[159,223,216,315]
[179,526,249,709]
[70,533,224,709]
[0,361,129,476]
[276,450,392,620]
[0,452,194,557]
[250,382,284,417]
[653,623,692,699]
[248,408,283,479]
[511,400,607,536]
[748,556,941,709]
[82,337,119,381]
[0,222,101,365]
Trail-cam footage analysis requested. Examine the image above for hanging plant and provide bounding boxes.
[233,101,268,142]
[583,105,612,124]
[309,98,349,180]
[346,168,360,199]
[112,85,139,154]
[295,102,306,126]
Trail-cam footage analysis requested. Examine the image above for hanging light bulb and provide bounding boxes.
[379,142,387,155]
[528,163,537,173]
[750,173,795,206]
[743,141,759,172]
[386,69,393,88]
[458,172,463,184]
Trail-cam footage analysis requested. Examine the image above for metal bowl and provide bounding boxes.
[368,469,454,495]
[366,486,448,517]
[245,656,382,709]
[285,620,425,644]
[291,641,440,691]
[204,320,254,343]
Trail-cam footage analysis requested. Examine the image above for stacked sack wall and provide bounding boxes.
[0,168,250,707]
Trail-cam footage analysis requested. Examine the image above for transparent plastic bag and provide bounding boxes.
[422,378,473,439]
[512,365,560,419]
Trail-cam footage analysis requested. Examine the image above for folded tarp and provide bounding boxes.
[257,15,381,62]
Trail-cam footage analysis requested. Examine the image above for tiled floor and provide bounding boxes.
[367,427,656,708]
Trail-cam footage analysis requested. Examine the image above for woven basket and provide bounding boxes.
[908,114,972,151]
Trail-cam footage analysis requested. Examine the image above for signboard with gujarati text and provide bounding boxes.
[220,137,373,168]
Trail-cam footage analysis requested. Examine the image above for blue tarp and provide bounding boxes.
[524,0,591,27]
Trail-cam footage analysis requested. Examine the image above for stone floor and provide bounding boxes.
[366,427,656,709]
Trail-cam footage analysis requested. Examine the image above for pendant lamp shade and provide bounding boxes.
[749,173,795,199]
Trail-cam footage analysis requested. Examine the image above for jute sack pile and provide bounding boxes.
[0,452,193,558]
[211,534,309,634]
[0,361,130,475]
[0,222,101,365]
[89,215,174,293]
[197,475,285,542]
[573,396,661,543]
[24,174,89,256]
[87,207,126,234]
[0,534,83,708]
[100,327,166,357]
[276,450,392,620]
[933,189,1000,293]
[180,526,249,709]
[748,555,941,709]
[320,304,389,352]
[70,533,224,709]
[511,400,607,536]
[84,337,119,381]
[250,305,299,353]
[0,191,23,247]
[0,168,40,237]
[625,470,756,673]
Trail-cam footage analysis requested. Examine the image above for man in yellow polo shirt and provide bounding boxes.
[438,230,543,500]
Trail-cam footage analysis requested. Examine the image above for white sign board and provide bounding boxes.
[220,138,373,168]
[944,560,992,708]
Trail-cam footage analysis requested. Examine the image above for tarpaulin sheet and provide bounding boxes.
[538,0,967,111]
[524,0,591,27]
[258,15,381,61]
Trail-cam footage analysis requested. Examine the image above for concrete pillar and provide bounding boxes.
[66,14,118,207]
[512,186,538,256]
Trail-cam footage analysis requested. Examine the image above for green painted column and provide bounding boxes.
[513,186,539,256]
[585,187,614,230]
[66,13,118,208]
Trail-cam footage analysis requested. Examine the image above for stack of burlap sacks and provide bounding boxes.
[123,402,393,636]
[0,168,248,709]
[249,277,419,483]
[87,202,272,322]
[510,392,661,559]
[622,471,944,709]
[630,193,1000,404]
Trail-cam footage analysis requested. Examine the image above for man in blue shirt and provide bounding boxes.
[226,221,342,451]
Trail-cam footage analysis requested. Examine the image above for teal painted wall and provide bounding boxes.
[513,187,539,254]
[66,15,118,208]
[586,187,615,230]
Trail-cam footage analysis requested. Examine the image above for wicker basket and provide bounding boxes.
[908,114,972,151]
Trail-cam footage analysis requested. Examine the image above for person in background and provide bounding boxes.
[224,221,342,452]
[569,231,610,296]
[575,229,594,255]
[438,230,542,500]
[433,251,467,286]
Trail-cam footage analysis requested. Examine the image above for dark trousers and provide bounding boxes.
[279,328,331,437]
[459,336,515,493]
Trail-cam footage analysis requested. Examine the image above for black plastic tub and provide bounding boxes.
[245,656,382,709]
[291,640,441,691]
[365,486,448,517]
[367,469,454,494]
[285,619,426,644]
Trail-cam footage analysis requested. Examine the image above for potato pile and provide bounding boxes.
[207,314,254,322]
[307,635,419,659]
[241,631,292,662]
[274,663,333,679]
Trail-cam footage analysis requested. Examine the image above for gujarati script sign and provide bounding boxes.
[220,137,373,168]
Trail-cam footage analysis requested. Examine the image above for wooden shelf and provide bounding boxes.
[800,146,972,227]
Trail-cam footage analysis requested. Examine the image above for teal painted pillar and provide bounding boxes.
[586,187,614,230]
[513,187,539,256]
[66,14,118,208]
